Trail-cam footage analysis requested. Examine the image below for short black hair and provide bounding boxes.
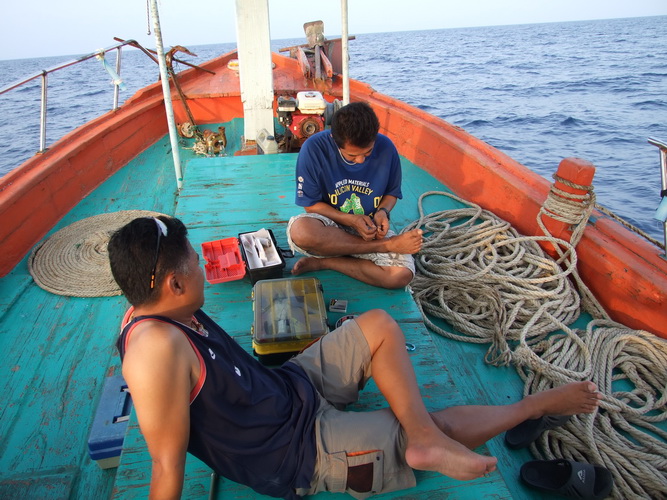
[331,101,380,148]
[108,216,190,306]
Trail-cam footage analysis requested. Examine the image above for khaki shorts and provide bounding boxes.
[286,213,416,277]
[290,320,416,498]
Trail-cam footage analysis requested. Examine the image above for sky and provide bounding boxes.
[1,0,666,61]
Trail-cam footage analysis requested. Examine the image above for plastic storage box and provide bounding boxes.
[88,374,133,469]
[202,228,287,285]
[252,277,329,364]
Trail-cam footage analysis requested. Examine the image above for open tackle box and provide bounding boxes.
[202,228,289,285]
[252,277,329,365]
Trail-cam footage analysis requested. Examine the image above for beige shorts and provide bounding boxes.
[286,213,416,276]
[290,320,416,498]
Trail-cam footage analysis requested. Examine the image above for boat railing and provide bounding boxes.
[0,39,166,156]
[648,137,667,256]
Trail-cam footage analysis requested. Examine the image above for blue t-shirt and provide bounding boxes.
[117,310,318,499]
[295,130,402,216]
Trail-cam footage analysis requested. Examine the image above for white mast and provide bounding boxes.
[235,0,275,142]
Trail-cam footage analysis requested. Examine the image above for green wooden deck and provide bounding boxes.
[0,135,179,499]
[110,152,536,499]
[0,134,550,499]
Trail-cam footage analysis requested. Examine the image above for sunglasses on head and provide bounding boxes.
[149,217,168,289]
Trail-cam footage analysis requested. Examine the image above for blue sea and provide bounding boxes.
[1,16,665,242]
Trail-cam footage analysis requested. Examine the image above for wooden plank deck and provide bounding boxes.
[0,135,181,499]
[110,153,538,499]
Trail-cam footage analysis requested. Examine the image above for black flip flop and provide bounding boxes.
[505,414,571,449]
[520,459,613,499]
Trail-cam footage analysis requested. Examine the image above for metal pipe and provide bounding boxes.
[648,137,667,253]
[0,38,167,158]
[0,39,141,96]
[648,138,667,192]
[149,0,183,190]
[39,71,47,153]
[113,47,122,110]
[113,37,216,75]
[341,0,350,105]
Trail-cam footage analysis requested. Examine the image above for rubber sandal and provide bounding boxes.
[505,414,571,449]
[520,459,613,499]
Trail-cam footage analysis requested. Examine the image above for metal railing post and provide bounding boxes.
[648,137,667,255]
[39,71,48,153]
[113,47,122,110]
[0,39,168,157]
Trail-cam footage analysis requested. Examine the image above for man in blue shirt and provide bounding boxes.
[287,102,424,289]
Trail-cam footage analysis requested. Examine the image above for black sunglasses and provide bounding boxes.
[149,218,168,289]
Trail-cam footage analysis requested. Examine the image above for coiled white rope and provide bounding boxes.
[405,191,585,366]
[405,189,667,499]
[29,210,165,297]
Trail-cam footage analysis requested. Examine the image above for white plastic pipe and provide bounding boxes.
[341,0,350,105]
[149,0,183,190]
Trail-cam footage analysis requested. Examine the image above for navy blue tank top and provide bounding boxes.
[117,309,318,499]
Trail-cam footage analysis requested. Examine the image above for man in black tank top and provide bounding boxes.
[107,216,602,499]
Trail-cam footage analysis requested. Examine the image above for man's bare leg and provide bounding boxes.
[355,310,498,481]
[292,256,412,289]
[429,381,602,450]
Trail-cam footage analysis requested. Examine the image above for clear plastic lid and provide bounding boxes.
[253,278,328,343]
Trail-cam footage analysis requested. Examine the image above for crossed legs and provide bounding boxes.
[288,216,421,289]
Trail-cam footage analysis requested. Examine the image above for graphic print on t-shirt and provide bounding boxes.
[329,178,377,214]
[339,193,364,214]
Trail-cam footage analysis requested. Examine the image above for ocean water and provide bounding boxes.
[1,16,665,242]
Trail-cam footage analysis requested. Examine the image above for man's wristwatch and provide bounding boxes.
[376,207,391,220]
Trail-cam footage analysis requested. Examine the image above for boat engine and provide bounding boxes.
[277,91,341,152]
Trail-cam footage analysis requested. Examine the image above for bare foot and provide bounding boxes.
[291,257,323,276]
[524,381,602,419]
[405,428,498,481]
[385,229,423,254]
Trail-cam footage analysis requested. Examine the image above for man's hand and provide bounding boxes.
[373,210,390,239]
[349,214,378,240]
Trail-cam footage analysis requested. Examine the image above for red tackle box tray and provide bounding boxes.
[202,229,290,285]
[201,237,246,284]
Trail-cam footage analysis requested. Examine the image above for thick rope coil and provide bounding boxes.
[538,175,609,320]
[405,191,583,366]
[404,189,667,498]
[545,173,666,251]
[519,322,667,499]
[29,210,165,297]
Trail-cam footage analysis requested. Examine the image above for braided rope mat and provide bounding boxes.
[404,191,667,499]
[29,210,165,297]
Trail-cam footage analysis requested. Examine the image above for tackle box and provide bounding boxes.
[252,277,329,364]
[87,374,133,469]
[202,228,288,285]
